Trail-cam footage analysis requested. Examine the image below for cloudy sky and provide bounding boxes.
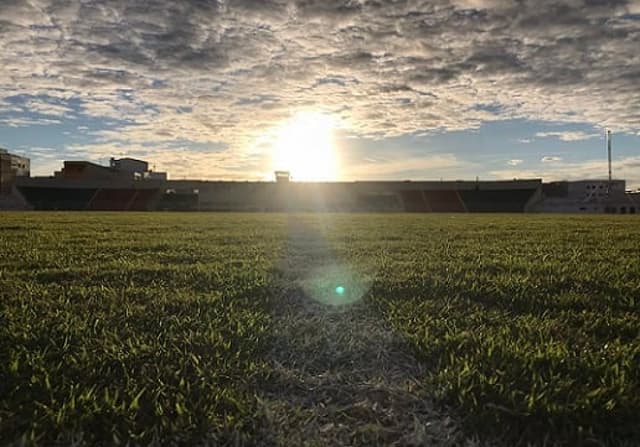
[1,0,639,186]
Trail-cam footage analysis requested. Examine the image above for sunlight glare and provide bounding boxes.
[272,112,339,181]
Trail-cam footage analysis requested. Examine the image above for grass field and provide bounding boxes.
[1,213,639,446]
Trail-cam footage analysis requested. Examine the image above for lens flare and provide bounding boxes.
[300,264,370,307]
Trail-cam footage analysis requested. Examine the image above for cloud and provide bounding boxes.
[0,117,62,127]
[541,156,563,163]
[54,141,270,181]
[535,131,601,142]
[508,159,524,166]
[491,156,640,189]
[0,0,639,178]
[345,153,466,180]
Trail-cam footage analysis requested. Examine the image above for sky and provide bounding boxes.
[0,0,639,187]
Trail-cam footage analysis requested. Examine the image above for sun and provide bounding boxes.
[271,112,339,181]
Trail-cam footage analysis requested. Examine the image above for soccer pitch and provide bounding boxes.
[1,213,639,446]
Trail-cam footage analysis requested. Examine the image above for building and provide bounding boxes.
[174,179,543,213]
[110,157,167,180]
[145,171,168,181]
[54,159,167,182]
[8,155,640,214]
[12,155,640,214]
[14,157,543,212]
[275,171,291,183]
[537,179,638,214]
[11,158,167,211]
[0,149,30,194]
[110,157,149,174]
[55,161,125,181]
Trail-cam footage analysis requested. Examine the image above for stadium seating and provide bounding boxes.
[18,187,97,210]
[459,189,536,212]
[423,190,466,212]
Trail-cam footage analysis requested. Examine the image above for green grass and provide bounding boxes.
[327,214,640,445]
[1,213,639,446]
[0,214,287,445]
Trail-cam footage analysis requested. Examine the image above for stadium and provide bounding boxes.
[1,150,638,214]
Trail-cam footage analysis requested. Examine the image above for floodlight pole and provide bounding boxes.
[607,129,612,195]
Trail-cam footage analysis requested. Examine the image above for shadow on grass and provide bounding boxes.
[253,217,466,446]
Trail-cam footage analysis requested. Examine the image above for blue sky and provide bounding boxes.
[1,1,639,187]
